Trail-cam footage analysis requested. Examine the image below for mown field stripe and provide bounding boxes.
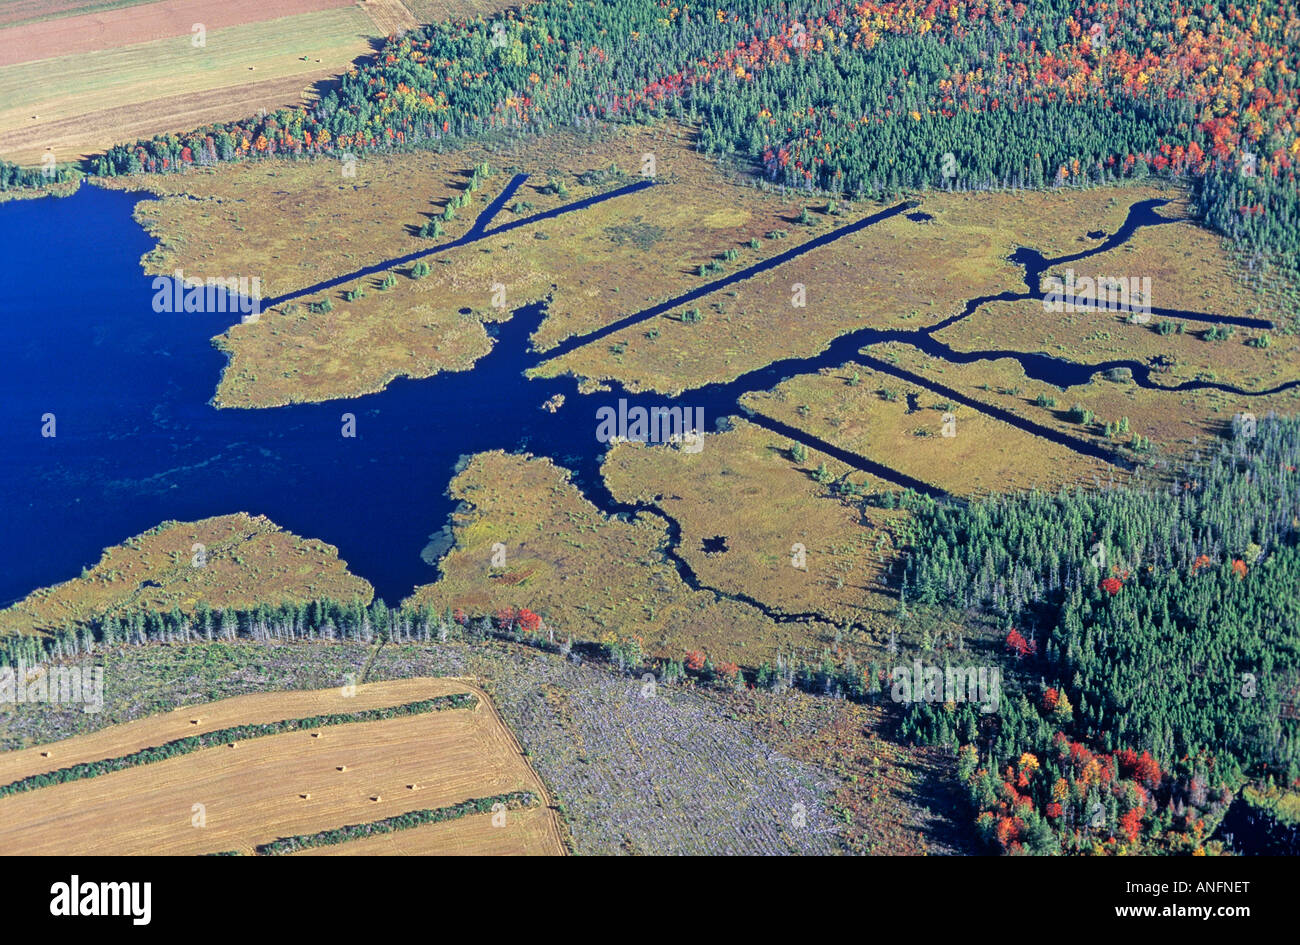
[245,790,539,855]
[0,692,477,799]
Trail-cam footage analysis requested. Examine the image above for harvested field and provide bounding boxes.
[0,512,373,636]
[0,3,376,165]
[292,804,559,855]
[0,1,159,30]
[0,638,978,854]
[0,675,456,784]
[0,0,358,67]
[359,0,419,35]
[0,75,336,168]
[0,677,564,855]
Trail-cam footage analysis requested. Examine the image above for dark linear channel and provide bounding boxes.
[0,184,1291,614]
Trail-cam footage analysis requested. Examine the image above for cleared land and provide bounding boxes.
[358,0,419,35]
[0,0,358,67]
[0,675,456,784]
[0,512,373,636]
[2,640,898,854]
[0,677,564,855]
[0,1,379,165]
[1,0,198,30]
[403,0,524,23]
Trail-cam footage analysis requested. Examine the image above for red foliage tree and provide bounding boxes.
[1005,628,1036,659]
[1133,751,1162,789]
[1119,807,1144,843]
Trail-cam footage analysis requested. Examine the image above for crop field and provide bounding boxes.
[0,0,378,165]
[0,513,373,636]
[0,638,970,854]
[0,677,565,855]
[0,0,199,31]
[292,803,559,854]
[0,675,454,783]
[2,0,1297,871]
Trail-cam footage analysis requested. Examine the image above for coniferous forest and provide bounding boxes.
[899,413,1300,852]
[48,0,1295,278]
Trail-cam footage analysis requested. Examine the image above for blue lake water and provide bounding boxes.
[0,184,607,606]
[0,182,1288,610]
